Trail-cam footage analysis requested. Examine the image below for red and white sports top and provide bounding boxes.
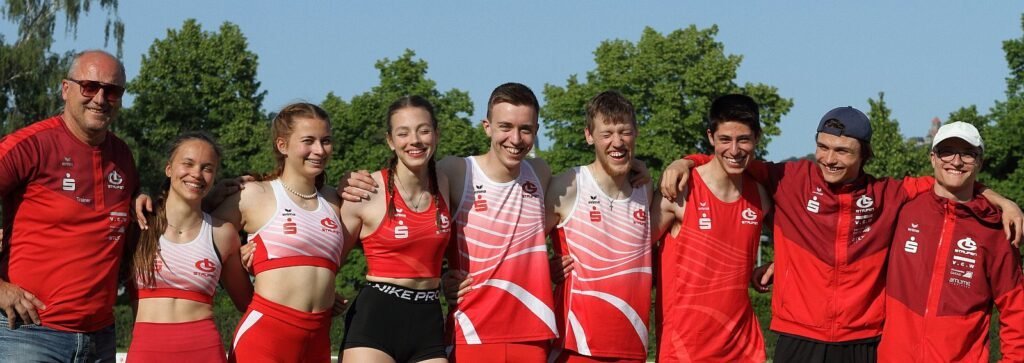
[249,180,344,274]
[362,169,451,278]
[553,166,652,360]
[657,167,766,363]
[446,157,557,344]
[136,213,221,304]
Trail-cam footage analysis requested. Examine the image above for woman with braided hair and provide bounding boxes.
[339,95,451,363]
[126,132,252,362]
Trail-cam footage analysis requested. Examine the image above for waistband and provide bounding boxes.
[130,318,222,350]
[364,281,441,303]
[249,293,332,331]
[253,256,338,275]
[137,288,214,305]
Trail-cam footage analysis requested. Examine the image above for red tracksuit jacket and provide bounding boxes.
[879,191,1024,362]
[685,156,932,342]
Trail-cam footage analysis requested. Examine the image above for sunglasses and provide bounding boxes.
[66,78,125,102]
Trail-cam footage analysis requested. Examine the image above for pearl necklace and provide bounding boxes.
[281,181,318,200]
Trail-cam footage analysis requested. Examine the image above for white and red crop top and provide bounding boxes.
[136,213,221,305]
[249,179,344,274]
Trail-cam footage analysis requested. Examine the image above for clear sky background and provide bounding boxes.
[8,1,1023,161]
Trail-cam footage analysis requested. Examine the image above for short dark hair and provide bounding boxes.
[486,82,539,120]
[707,94,762,138]
[585,90,636,131]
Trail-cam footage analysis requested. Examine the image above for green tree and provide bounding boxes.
[320,49,487,292]
[863,92,929,178]
[981,15,1024,205]
[541,26,793,177]
[1,0,123,134]
[118,19,268,192]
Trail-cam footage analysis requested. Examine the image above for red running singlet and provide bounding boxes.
[362,169,452,278]
[657,167,766,362]
[553,166,652,360]
[447,157,557,345]
[249,179,344,274]
[136,213,221,304]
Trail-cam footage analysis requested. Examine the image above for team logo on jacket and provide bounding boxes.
[698,212,712,230]
[107,170,125,190]
[806,196,820,213]
[741,208,759,225]
[903,236,918,253]
[856,195,873,209]
[590,206,603,222]
[395,220,409,239]
[283,218,298,234]
[473,194,488,212]
[62,173,76,191]
[948,237,978,288]
[61,156,73,167]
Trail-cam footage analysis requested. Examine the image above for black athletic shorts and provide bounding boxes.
[342,281,446,362]
[774,333,879,363]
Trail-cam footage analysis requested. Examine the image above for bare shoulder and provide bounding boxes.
[209,215,241,249]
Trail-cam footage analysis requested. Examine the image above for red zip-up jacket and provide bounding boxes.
[684,156,932,342]
[879,191,1024,362]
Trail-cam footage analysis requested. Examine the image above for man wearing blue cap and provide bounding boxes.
[661,106,1023,362]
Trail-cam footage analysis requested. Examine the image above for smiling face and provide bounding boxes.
[586,113,636,177]
[708,121,757,175]
[165,139,219,202]
[483,102,537,171]
[276,116,333,179]
[931,138,981,197]
[387,106,438,171]
[815,132,864,185]
[61,51,126,143]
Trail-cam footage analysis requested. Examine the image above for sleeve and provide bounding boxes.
[988,233,1024,362]
[897,176,935,200]
[0,135,39,196]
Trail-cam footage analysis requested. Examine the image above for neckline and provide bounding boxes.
[692,166,745,205]
[385,169,436,214]
[583,165,633,203]
[160,213,208,246]
[273,179,322,212]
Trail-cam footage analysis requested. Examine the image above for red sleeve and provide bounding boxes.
[0,134,39,196]
[898,176,935,200]
[989,236,1024,361]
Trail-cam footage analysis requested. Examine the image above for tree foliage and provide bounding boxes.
[541,26,793,177]
[118,19,268,192]
[1,0,122,134]
[320,49,487,290]
[863,92,929,178]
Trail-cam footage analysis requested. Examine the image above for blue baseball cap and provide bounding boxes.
[816,106,872,142]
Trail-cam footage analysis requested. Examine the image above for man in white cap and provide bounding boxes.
[878,122,1024,361]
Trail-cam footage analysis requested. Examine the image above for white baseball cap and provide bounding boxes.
[932,121,984,150]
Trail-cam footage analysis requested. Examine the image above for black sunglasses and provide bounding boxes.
[66,78,125,102]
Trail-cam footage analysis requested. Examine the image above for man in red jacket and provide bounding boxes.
[0,50,138,362]
[878,122,1024,362]
[662,107,1023,362]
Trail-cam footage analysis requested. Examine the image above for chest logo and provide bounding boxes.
[108,170,124,188]
[856,195,873,209]
[903,236,918,253]
[742,208,759,224]
[957,237,977,252]
[590,206,603,222]
[195,258,217,273]
[633,208,647,223]
[439,214,451,230]
[473,194,489,212]
[806,196,820,214]
[395,220,409,239]
[522,181,538,195]
[321,218,338,230]
[62,173,76,191]
[698,212,712,230]
[61,156,73,167]
[283,218,298,235]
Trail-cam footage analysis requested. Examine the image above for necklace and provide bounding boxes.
[281,181,318,199]
[395,173,427,211]
[166,218,202,235]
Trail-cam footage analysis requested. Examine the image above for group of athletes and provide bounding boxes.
[1,49,1024,363]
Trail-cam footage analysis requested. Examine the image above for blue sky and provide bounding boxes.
[7,1,1023,161]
